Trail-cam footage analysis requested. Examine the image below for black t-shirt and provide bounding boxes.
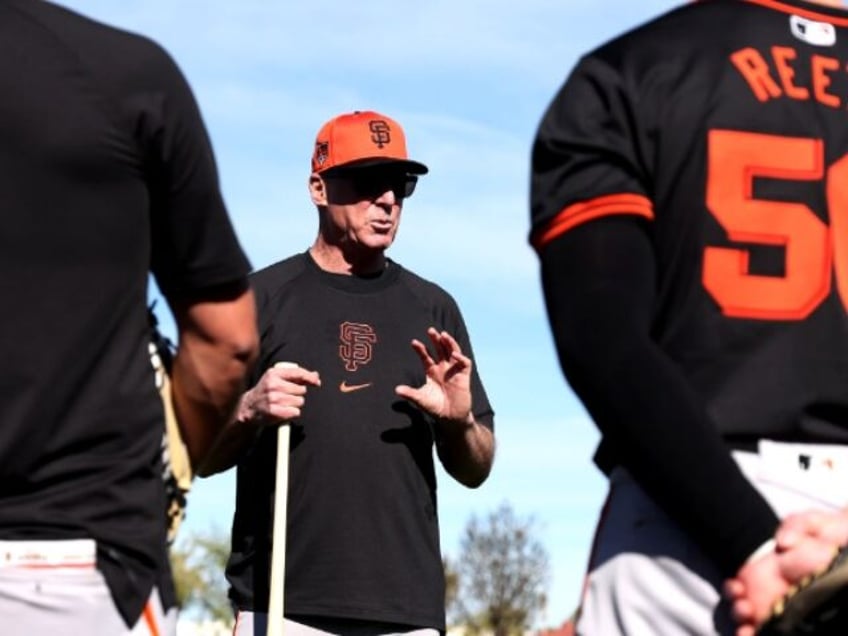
[0,0,251,625]
[226,252,494,631]
[531,0,848,573]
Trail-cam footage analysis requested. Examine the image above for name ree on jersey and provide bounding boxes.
[732,45,848,108]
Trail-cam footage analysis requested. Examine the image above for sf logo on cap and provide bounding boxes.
[369,120,391,148]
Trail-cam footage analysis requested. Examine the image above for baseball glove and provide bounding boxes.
[757,544,848,635]
[148,307,193,545]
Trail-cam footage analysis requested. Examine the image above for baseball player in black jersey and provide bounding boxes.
[530,0,848,634]
[0,1,259,634]
[200,110,495,635]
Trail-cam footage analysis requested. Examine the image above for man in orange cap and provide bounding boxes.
[203,111,496,635]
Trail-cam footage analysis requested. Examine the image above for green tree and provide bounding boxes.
[450,502,550,636]
[170,529,233,626]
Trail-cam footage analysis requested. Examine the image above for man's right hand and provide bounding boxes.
[237,362,321,426]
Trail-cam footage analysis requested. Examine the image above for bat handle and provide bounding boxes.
[268,362,296,636]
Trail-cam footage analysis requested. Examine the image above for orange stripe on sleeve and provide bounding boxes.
[143,601,161,636]
[531,193,654,251]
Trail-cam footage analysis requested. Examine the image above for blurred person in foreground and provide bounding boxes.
[529,0,848,634]
[0,1,258,633]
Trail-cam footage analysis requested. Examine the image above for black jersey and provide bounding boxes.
[0,0,250,625]
[531,0,848,573]
[226,252,494,630]
[533,0,848,445]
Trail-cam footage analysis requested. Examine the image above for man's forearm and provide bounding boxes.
[171,341,255,473]
[169,286,259,473]
[436,415,495,488]
[194,391,262,477]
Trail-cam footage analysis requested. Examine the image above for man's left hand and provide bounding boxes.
[395,327,473,426]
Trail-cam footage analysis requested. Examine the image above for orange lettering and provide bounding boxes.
[827,154,848,309]
[772,46,809,100]
[731,48,782,102]
[812,55,840,108]
[704,130,829,320]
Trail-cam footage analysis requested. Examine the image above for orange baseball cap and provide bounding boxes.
[311,110,428,176]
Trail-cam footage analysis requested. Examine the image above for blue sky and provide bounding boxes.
[59,0,681,627]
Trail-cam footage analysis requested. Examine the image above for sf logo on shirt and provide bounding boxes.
[338,321,375,393]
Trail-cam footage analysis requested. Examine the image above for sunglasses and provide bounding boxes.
[325,170,418,200]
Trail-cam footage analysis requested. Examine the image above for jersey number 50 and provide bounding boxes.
[703,129,848,321]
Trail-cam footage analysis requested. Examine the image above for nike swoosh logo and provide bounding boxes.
[339,381,373,393]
